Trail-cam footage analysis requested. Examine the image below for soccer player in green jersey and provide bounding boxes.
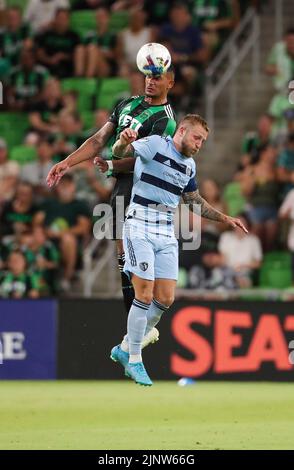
[47,66,176,320]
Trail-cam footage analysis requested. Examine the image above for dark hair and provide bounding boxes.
[286,28,294,36]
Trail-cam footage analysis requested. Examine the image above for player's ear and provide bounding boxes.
[167,78,174,90]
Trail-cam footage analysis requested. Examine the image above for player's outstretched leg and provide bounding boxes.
[125,361,153,387]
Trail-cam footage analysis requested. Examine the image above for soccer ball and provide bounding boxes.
[136,43,171,76]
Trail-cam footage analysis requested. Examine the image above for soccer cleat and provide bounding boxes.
[125,362,153,386]
[110,345,129,368]
[141,327,159,349]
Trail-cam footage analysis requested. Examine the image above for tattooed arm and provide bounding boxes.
[47,121,115,187]
[182,190,248,233]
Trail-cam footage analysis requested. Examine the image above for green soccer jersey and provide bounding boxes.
[108,95,177,163]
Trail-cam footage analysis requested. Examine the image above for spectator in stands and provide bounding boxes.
[26,226,60,294]
[0,6,32,70]
[200,178,227,236]
[119,7,153,72]
[24,0,70,33]
[191,0,240,57]
[0,250,40,299]
[36,174,91,290]
[0,182,40,237]
[54,111,84,161]
[0,138,19,206]
[266,28,294,92]
[241,114,274,165]
[158,3,207,101]
[277,132,294,199]
[7,47,50,111]
[73,159,114,208]
[272,106,294,147]
[241,144,279,251]
[212,213,263,288]
[28,78,65,137]
[279,187,294,282]
[20,138,55,200]
[82,108,112,158]
[36,8,81,78]
[76,6,121,78]
[143,0,170,26]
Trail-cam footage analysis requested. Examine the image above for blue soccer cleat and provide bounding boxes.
[110,345,129,368]
[125,362,153,386]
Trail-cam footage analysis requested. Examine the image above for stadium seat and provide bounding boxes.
[109,11,129,32]
[0,113,29,147]
[259,251,292,288]
[223,182,246,217]
[10,145,37,165]
[70,11,96,38]
[96,78,130,110]
[80,111,94,130]
[6,0,28,10]
[61,78,98,112]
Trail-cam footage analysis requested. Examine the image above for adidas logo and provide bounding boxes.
[163,159,171,166]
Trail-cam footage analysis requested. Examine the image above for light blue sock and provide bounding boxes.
[145,298,169,335]
[127,298,150,362]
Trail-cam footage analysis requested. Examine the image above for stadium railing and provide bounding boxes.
[205,8,260,142]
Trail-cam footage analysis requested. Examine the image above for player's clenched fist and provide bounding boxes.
[119,128,138,145]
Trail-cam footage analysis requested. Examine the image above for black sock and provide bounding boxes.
[118,254,135,314]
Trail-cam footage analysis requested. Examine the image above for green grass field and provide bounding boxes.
[0,381,293,450]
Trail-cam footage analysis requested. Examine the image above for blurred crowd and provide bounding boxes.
[0,0,286,298]
[179,26,294,291]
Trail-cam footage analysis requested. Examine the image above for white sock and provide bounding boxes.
[129,354,142,363]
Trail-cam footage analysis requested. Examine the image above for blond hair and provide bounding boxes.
[178,114,209,133]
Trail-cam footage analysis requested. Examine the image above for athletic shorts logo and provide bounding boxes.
[139,262,149,272]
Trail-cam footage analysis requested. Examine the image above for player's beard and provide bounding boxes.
[181,142,199,158]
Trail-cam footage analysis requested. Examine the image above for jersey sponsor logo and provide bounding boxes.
[163,170,188,189]
[119,114,143,132]
[139,262,149,272]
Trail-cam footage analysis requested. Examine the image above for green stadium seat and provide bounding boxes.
[61,78,98,112]
[70,10,96,38]
[223,182,246,217]
[263,251,292,265]
[10,145,37,165]
[61,77,97,94]
[80,111,94,130]
[259,252,292,288]
[109,11,129,32]
[6,0,28,10]
[0,113,29,147]
[96,78,130,110]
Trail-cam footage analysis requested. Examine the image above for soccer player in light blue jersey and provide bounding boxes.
[110,114,248,386]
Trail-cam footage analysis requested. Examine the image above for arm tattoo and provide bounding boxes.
[90,122,115,154]
[182,190,227,222]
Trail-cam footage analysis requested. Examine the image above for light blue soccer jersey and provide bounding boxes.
[126,135,197,235]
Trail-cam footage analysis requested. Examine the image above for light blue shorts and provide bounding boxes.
[123,220,178,281]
